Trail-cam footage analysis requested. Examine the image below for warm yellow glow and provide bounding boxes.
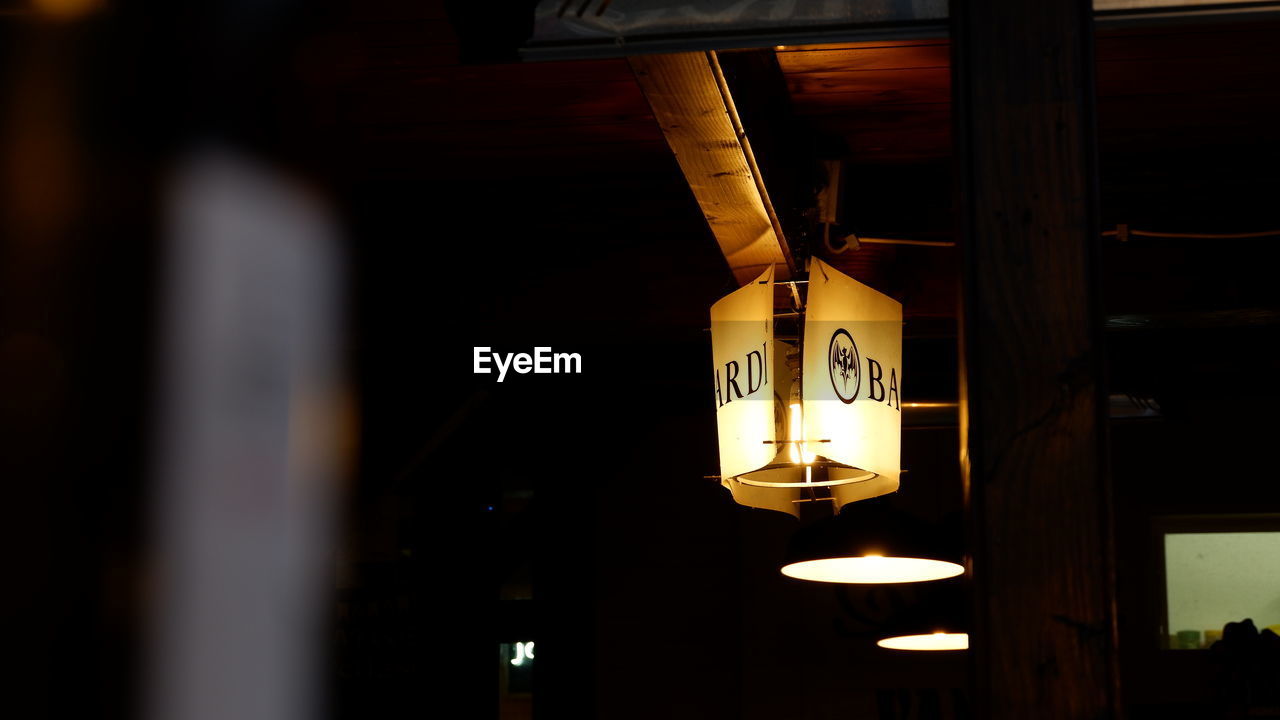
[780,556,964,584]
[737,469,875,488]
[877,632,969,651]
[35,0,105,19]
[787,400,818,465]
[788,401,803,464]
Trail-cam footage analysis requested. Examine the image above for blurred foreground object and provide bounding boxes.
[145,149,347,720]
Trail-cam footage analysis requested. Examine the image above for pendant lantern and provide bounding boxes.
[710,258,902,517]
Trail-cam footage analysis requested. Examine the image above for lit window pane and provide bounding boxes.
[1165,532,1280,648]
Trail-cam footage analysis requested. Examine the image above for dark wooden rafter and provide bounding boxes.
[629,51,798,285]
[953,0,1120,717]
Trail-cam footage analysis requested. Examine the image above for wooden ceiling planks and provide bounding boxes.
[784,68,951,104]
[310,1,1280,325]
[1095,23,1280,61]
[777,22,1280,165]
[775,20,1280,324]
[776,40,954,309]
[775,42,950,74]
[322,7,1280,179]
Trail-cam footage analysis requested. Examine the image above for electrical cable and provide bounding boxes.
[1103,227,1280,240]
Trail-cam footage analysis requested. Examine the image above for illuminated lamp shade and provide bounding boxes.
[780,497,963,584]
[875,582,969,652]
[709,260,903,518]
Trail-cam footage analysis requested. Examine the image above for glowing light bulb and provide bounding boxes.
[788,401,803,464]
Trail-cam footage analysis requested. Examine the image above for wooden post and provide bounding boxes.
[952,0,1120,717]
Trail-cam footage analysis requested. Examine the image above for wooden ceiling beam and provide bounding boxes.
[629,51,797,285]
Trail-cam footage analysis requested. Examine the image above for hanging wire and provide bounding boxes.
[1103,226,1280,240]
[828,226,1280,248]
[859,236,955,247]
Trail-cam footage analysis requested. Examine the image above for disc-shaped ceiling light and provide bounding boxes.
[782,555,962,584]
[876,632,969,651]
[780,498,963,584]
[873,581,969,651]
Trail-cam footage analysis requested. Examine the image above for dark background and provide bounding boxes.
[4,1,1280,719]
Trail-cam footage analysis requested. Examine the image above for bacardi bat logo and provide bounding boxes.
[829,329,860,404]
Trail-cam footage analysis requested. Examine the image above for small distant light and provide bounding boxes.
[877,632,969,651]
[510,641,535,666]
[775,45,787,50]
[486,505,495,512]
